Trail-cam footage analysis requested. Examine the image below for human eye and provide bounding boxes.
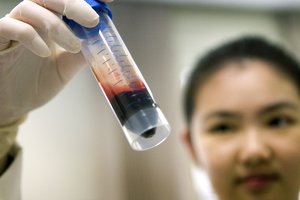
[266,115,295,128]
[208,123,237,134]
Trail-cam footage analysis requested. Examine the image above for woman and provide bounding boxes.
[181,37,300,200]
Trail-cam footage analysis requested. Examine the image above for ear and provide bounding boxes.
[180,128,197,163]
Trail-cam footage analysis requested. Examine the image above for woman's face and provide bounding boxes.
[187,59,300,200]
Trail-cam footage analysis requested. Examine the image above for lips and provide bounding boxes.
[236,173,280,191]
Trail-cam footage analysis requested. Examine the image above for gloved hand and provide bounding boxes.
[0,0,113,171]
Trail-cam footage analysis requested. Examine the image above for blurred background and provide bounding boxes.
[1,0,300,199]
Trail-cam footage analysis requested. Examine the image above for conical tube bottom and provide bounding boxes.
[122,107,170,151]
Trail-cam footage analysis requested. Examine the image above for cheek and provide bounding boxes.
[271,133,300,182]
[193,135,239,191]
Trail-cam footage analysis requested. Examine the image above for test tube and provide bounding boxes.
[63,0,170,151]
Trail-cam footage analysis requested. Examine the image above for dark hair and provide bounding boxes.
[183,36,300,125]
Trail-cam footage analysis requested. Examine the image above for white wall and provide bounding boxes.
[1,1,283,200]
[0,0,19,17]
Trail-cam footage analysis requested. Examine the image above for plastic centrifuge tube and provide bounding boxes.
[63,0,170,151]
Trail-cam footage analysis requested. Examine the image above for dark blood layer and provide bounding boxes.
[110,88,156,126]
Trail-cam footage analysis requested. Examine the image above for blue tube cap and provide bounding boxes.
[63,0,112,39]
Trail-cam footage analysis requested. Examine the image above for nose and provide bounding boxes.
[239,128,273,167]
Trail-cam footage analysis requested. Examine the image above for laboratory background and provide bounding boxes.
[1,0,300,199]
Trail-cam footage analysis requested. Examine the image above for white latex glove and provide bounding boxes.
[0,0,113,169]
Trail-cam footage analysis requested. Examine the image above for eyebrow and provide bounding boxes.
[258,102,299,116]
[204,111,242,122]
[204,102,298,122]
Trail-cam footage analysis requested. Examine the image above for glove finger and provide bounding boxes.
[0,17,51,57]
[9,1,81,53]
[29,0,99,28]
[56,50,88,84]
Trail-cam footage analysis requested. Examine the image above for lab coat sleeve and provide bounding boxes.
[0,145,22,200]
[0,43,25,200]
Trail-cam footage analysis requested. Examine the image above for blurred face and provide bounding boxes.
[186,59,300,200]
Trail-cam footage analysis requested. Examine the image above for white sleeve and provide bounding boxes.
[0,145,22,200]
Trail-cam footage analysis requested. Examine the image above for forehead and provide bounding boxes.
[193,59,300,115]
